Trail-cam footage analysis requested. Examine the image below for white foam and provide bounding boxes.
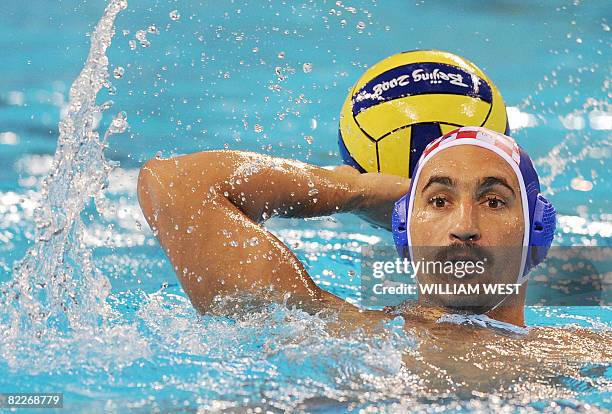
[436,313,530,335]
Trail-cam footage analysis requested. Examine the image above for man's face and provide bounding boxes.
[409,145,525,311]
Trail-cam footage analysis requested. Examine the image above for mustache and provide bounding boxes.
[432,242,494,267]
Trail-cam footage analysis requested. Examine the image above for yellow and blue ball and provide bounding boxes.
[338,50,509,177]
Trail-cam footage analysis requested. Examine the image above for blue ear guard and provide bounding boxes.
[391,192,557,275]
[525,194,556,271]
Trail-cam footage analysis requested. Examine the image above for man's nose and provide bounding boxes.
[449,202,481,242]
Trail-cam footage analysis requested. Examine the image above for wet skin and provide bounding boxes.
[137,148,526,325]
[138,151,612,395]
[137,149,612,394]
[137,150,408,317]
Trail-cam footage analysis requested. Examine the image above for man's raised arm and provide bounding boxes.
[137,150,408,313]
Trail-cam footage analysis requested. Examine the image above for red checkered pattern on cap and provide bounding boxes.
[421,127,521,165]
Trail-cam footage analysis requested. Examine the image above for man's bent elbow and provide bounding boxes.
[137,159,169,224]
[137,151,234,224]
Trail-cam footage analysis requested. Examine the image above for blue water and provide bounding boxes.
[0,0,610,412]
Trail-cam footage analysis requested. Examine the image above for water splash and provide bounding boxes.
[1,0,128,342]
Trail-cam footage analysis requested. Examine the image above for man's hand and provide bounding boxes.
[332,165,362,177]
[333,165,410,229]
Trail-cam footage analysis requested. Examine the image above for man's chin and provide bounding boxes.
[444,303,494,314]
[426,295,499,314]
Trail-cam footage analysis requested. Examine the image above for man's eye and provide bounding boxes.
[485,196,506,209]
[430,196,447,208]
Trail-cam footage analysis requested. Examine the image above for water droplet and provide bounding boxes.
[135,30,150,47]
[308,188,319,196]
[99,100,114,111]
[108,111,128,134]
[230,240,239,247]
[602,22,610,32]
[169,10,181,21]
[113,66,125,79]
[248,237,259,246]
[310,118,317,130]
[571,177,593,191]
[254,124,263,133]
[302,62,313,73]
[304,135,314,144]
[277,51,285,59]
[186,226,194,234]
[348,270,356,276]
[274,66,284,80]
[356,21,366,30]
[105,82,117,95]
[147,25,159,35]
[155,151,162,159]
[128,39,137,50]
[223,191,229,197]
[340,19,347,28]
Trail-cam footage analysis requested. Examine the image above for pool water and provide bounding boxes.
[0,0,610,412]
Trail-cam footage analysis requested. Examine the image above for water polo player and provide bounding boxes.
[137,126,555,327]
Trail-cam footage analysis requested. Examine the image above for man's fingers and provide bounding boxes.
[332,165,361,176]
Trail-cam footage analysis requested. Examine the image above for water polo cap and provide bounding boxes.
[391,126,556,284]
